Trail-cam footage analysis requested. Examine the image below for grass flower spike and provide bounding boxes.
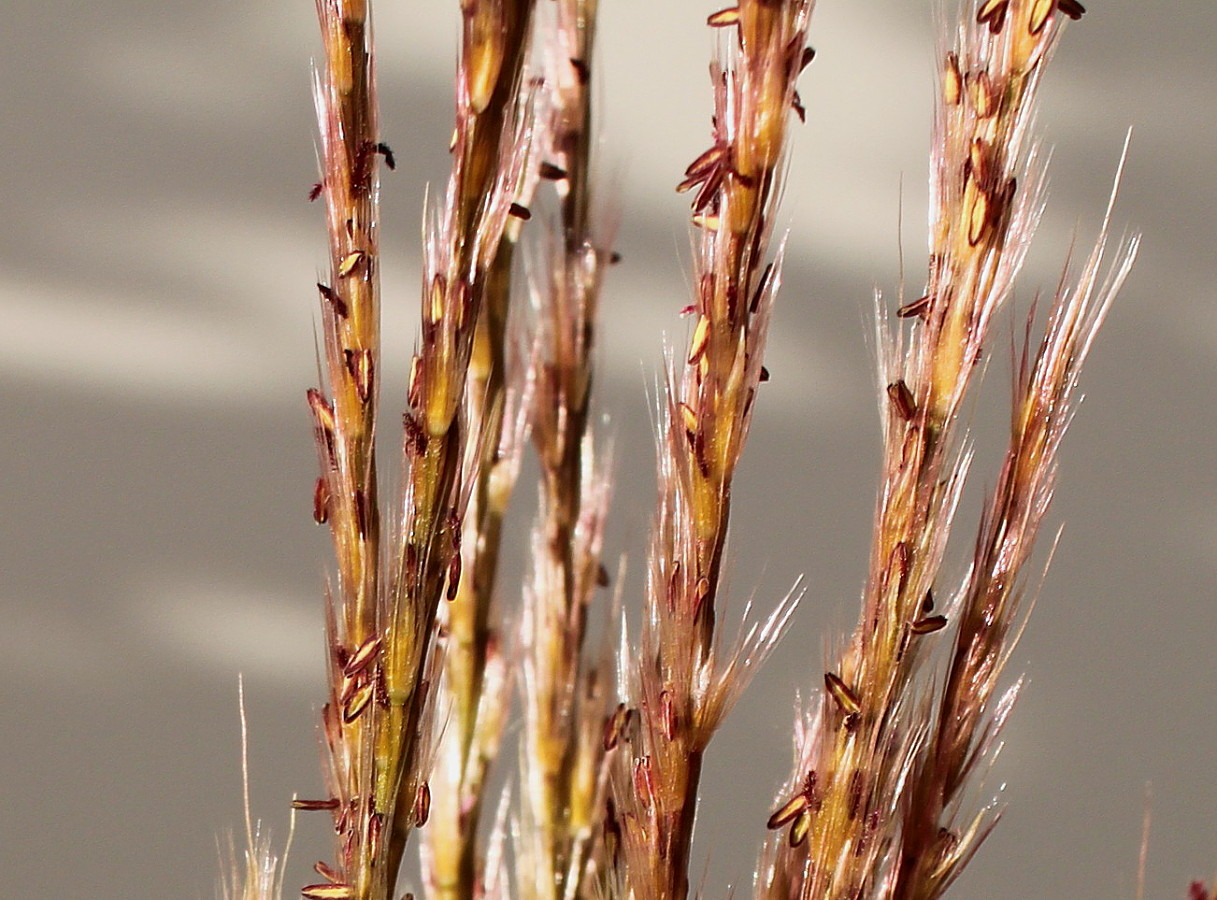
[371,0,536,891]
[892,152,1137,900]
[516,3,618,900]
[422,1,541,894]
[612,4,816,899]
[759,2,1136,897]
[307,2,389,897]
[306,2,537,899]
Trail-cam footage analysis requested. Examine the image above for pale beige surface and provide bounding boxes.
[2,2,1215,898]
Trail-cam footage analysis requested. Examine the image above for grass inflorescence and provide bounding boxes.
[217,2,1151,899]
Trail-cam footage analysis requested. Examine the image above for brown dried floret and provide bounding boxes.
[342,679,375,723]
[413,781,431,827]
[603,703,633,751]
[313,860,341,882]
[897,294,932,319]
[343,635,382,678]
[911,614,948,635]
[313,476,329,525]
[307,389,336,436]
[767,792,809,830]
[316,282,348,318]
[825,671,862,716]
[887,379,917,421]
[976,0,1009,33]
[1058,0,1086,20]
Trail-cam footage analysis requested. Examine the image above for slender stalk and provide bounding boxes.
[517,4,617,898]
[422,236,528,900]
[223,679,295,900]
[311,0,383,647]
[613,4,815,899]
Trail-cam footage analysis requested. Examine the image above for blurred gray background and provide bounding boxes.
[3,1,1215,897]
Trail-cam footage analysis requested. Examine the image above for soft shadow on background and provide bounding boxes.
[3,1,1216,898]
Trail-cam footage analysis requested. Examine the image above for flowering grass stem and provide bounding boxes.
[305,3,538,899]
[758,3,1136,897]
[610,4,816,899]
[422,3,540,895]
[515,4,618,900]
